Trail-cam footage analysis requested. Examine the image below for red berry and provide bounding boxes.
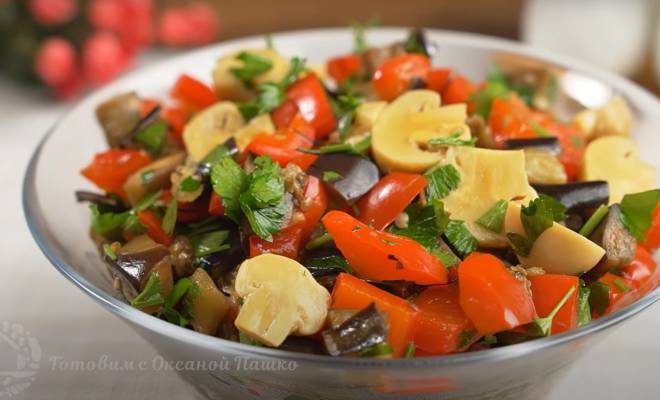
[82,31,127,85]
[87,0,124,31]
[186,3,218,45]
[121,0,155,49]
[158,7,191,47]
[53,75,85,99]
[34,37,77,86]
[28,0,77,26]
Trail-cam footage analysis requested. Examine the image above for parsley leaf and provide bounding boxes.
[508,196,559,257]
[334,94,362,141]
[279,57,306,89]
[159,277,199,326]
[102,243,117,260]
[619,189,660,241]
[298,135,371,156]
[428,133,477,147]
[444,220,478,258]
[304,255,353,275]
[424,164,460,201]
[200,144,233,169]
[613,278,631,293]
[538,193,567,222]
[506,233,533,257]
[189,230,230,257]
[179,176,202,192]
[230,52,273,87]
[403,30,427,56]
[135,121,167,153]
[131,273,164,309]
[211,157,249,223]
[323,171,343,182]
[469,70,511,119]
[161,198,177,235]
[529,285,576,337]
[241,156,284,208]
[360,342,393,358]
[588,281,610,316]
[476,200,508,233]
[458,330,477,348]
[389,202,449,250]
[238,83,285,120]
[241,195,292,242]
[90,204,128,236]
[351,18,379,53]
[403,342,416,358]
[577,283,591,327]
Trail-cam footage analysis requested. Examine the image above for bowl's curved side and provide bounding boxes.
[22,27,660,383]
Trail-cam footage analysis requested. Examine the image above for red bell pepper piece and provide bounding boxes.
[540,120,585,181]
[271,99,299,129]
[322,211,447,285]
[458,252,536,334]
[140,99,161,118]
[245,113,315,167]
[643,204,660,252]
[162,106,190,136]
[249,176,328,259]
[137,210,173,246]
[488,95,538,147]
[372,53,431,101]
[528,274,579,335]
[596,273,637,316]
[413,284,476,355]
[208,192,225,216]
[356,172,428,230]
[426,68,451,94]
[331,273,417,357]
[441,75,478,105]
[327,54,362,85]
[285,74,336,139]
[80,149,152,197]
[170,74,217,111]
[289,153,318,171]
[614,244,660,307]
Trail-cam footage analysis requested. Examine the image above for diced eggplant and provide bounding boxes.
[504,137,562,155]
[322,303,388,356]
[118,104,162,149]
[362,43,406,77]
[110,235,170,296]
[95,92,142,147]
[402,28,435,57]
[532,181,609,211]
[75,190,123,209]
[563,213,584,232]
[302,248,350,277]
[307,153,379,206]
[588,204,636,274]
[279,337,325,355]
[195,223,246,274]
[196,138,239,177]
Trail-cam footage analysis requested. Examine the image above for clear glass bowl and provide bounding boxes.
[23,28,660,400]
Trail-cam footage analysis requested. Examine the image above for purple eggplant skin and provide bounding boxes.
[322,303,388,356]
[504,137,562,155]
[307,153,380,206]
[95,92,143,147]
[532,181,609,211]
[109,237,170,297]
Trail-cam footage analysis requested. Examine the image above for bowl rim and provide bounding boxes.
[23,27,660,368]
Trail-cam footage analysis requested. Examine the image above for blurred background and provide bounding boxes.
[1,0,659,100]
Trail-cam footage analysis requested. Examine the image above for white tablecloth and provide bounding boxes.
[1,56,658,400]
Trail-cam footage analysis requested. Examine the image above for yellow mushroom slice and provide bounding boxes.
[371,90,471,173]
[442,147,538,247]
[234,254,330,347]
[189,268,231,335]
[213,48,290,101]
[580,136,656,204]
[504,203,605,275]
[182,102,245,162]
[233,114,276,151]
[572,96,633,139]
[355,101,387,129]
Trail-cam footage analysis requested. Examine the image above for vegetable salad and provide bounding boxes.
[77,29,660,358]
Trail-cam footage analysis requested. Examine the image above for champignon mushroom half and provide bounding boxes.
[234,254,331,347]
[182,102,245,162]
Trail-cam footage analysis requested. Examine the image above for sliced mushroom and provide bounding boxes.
[505,203,605,275]
[170,157,204,203]
[189,268,231,335]
[111,235,170,297]
[442,147,538,247]
[522,149,568,185]
[95,92,142,147]
[354,101,387,129]
[322,303,388,356]
[123,152,186,206]
[234,254,331,347]
[588,204,637,273]
[183,102,245,162]
[572,96,633,139]
[580,136,656,204]
[213,48,290,101]
[232,113,275,151]
[371,90,471,173]
[307,153,379,206]
[504,137,562,155]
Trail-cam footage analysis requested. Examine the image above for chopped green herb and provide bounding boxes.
[211,157,249,223]
[431,248,460,269]
[238,82,285,120]
[508,195,561,257]
[162,198,178,235]
[89,205,128,236]
[159,277,198,326]
[133,190,162,212]
[389,201,449,249]
[141,170,155,185]
[577,283,591,327]
[278,57,307,89]
[424,164,460,201]
[190,230,230,257]
[359,342,393,357]
[458,330,476,348]
[135,121,167,153]
[305,232,334,250]
[403,30,427,55]
[179,176,202,192]
[613,278,631,293]
[444,220,478,258]
[538,193,567,222]
[476,200,508,233]
[200,144,232,168]
[333,94,362,141]
[351,17,379,53]
[230,51,273,87]
[403,342,416,358]
[506,233,533,257]
[304,255,353,274]
[239,331,264,347]
[588,281,610,316]
[131,273,164,309]
[530,121,551,137]
[322,170,343,182]
[483,335,497,345]
[619,189,660,241]
[299,135,372,156]
[579,204,609,237]
[122,214,145,235]
[428,133,477,147]
[102,243,117,260]
[468,66,512,119]
[530,286,576,336]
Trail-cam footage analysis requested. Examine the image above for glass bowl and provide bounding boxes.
[23,28,660,400]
